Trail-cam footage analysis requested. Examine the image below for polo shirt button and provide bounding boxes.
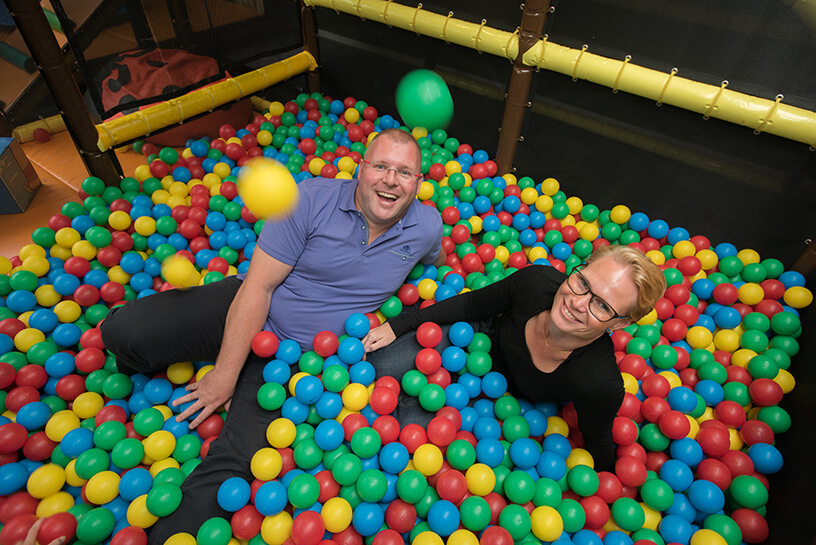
[362,226,366,230]
[361,241,366,245]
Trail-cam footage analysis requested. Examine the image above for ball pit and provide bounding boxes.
[0,90,810,545]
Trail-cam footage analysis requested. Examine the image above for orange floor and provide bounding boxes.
[0,130,148,259]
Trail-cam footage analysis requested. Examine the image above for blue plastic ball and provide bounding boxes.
[344,313,371,339]
[254,480,288,516]
[217,476,251,512]
[427,499,460,536]
[747,442,784,474]
[687,479,725,513]
[352,502,384,536]
[118,467,153,501]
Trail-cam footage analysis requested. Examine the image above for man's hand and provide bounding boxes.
[173,369,237,429]
[362,323,396,353]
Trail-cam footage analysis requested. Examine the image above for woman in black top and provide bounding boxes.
[363,244,666,471]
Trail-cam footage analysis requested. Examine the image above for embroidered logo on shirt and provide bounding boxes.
[391,244,416,260]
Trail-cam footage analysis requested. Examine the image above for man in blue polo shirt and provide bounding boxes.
[101,128,443,543]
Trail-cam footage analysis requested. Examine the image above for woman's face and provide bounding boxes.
[551,256,638,341]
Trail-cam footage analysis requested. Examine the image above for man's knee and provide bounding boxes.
[100,304,150,374]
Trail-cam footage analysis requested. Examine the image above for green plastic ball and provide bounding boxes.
[146,482,183,517]
[395,69,453,131]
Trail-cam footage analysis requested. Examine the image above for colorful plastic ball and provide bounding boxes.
[197,516,233,545]
[238,158,299,220]
[351,502,384,537]
[659,459,694,492]
[395,69,454,131]
[416,322,444,348]
[76,507,116,544]
[217,477,251,512]
[498,503,532,540]
[611,497,645,532]
[730,508,769,543]
[290,510,325,545]
[344,313,371,339]
[312,331,339,357]
[687,479,725,514]
[746,442,783,474]
[0,462,28,495]
[254,480,287,516]
[729,475,768,510]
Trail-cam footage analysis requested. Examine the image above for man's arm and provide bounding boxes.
[433,247,446,268]
[174,248,293,428]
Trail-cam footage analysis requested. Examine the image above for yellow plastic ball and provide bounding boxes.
[261,511,292,545]
[308,158,325,176]
[659,371,682,389]
[321,497,353,533]
[686,415,700,439]
[108,210,132,231]
[494,246,510,265]
[686,326,714,350]
[636,309,658,326]
[690,529,728,545]
[161,255,201,288]
[609,205,631,224]
[266,418,297,448]
[55,227,81,248]
[520,187,539,205]
[0,256,12,275]
[149,458,179,477]
[134,216,157,237]
[213,163,231,179]
[713,329,740,352]
[641,502,662,531]
[412,532,444,545]
[85,471,121,505]
[465,463,496,496]
[27,464,66,499]
[773,368,795,394]
[738,283,765,305]
[268,101,284,116]
[133,164,152,181]
[468,216,483,234]
[696,249,718,270]
[71,240,98,260]
[18,243,46,261]
[238,158,300,220]
[545,416,569,437]
[22,255,50,277]
[564,196,583,215]
[621,373,639,395]
[736,249,760,266]
[672,240,697,259]
[14,327,45,352]
[413,444,444,476]
[411,127,428,139]
[344,108,360,124]
[528,246,548,263]
[49,244,72,261]
[559,215,576,227]
[417,278,438,300]
[342,383,369,412]
[337,156,358,174]
[143,430,176,461]
[579,223,600,242]
[72,391,104,419]
[168,181,189,197]
[257,130,273,147]
[646,250,666,266]
[535,195,554,214]
[33,284,60,308]
[151,189,171,205]
[447,529,479,545]
[502,173,517,185]
[531,506,564,542]
[127,494,159,528]
[565,448,594,469]
[251,448,283,481]
[540,177,559,196]
[36,491,74,517]
[203,173,222,188]
[783,286,813,308]
[165,361,194,384]
[164,533,196,545]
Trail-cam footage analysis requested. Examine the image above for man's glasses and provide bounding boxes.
[566,266,628,322]
[362,160,421,183]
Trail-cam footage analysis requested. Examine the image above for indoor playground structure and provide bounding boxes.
[0,1,815,545]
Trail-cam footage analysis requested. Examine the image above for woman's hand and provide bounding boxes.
[362,323,396,353]
[17,518,66,545]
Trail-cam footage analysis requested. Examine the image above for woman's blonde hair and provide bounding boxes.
[585,244,666,321]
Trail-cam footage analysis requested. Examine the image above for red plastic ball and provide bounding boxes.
[341,414,368,443]
[369,387,398,416]
[251,331,279,358]
[435,469,467,503]
[4,387,39,414]
[640,396,671,423]
[612,416,638,446]
[315,470,341,504]
[595,471,623,504]
[38,512,78,545]
[695,458,732,490]
[75,348,105,374]
[580,495,610,529]
[416,322,443,348]
[110,525,147,545]
[291,511,324,545]
[15,365,48,390]
[731,508,769,543]
[641,374,670,398]
[748,378,783,406]
[398,423,427,453]
[739,419,775,446]
[372,415,400,445]
[696,425,730,457]
[479,525,514,545]
[312,331,339,358]
[55,374,85,401]
[712,283,739,305]
[0,423,28,454]
[720,450,755,478]
[615,456,647,487]
[0,514,39,545]
[384,500,416,534]
[415,348,441,374]
[657,410,691,440]
[427,416,456,447]
[23,431,57,461]
[713,400,747,428]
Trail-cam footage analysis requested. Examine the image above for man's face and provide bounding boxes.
[354,136,422,233]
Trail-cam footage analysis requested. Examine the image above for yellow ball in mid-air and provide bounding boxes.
[238,158,300,220]
[161,255,200,289]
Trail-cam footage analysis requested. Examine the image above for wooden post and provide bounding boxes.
[300,0,322,94]
[6,0,123,184]
[495,0,550,175]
